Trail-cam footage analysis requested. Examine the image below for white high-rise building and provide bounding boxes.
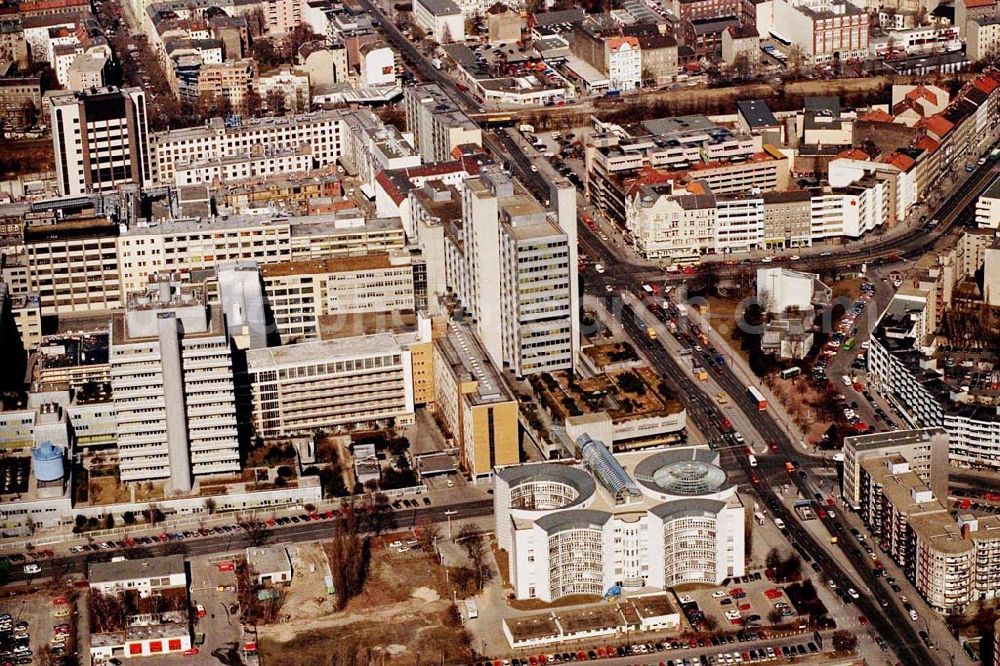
[447,166,577,376]
[110,278,240,491]
[50,86,151,196]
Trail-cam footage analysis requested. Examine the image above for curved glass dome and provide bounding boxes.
[651,460,727,496]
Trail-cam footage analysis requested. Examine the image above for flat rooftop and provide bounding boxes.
[557,605,624,635]
[246,332,415,369]
[435,322,512,406]
[260,253,405,278]
[504,614,561,642]
[89,554,185,584]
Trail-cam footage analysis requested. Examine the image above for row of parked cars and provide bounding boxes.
[474,633,820,666]
[0,613,33,665]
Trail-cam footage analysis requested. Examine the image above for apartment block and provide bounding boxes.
[858,454,1000,612]
[767,0,868,64]
[111,278,241,490]
[0,75,42,129]
[245,321,430,437]
[341,109,421,195]
[413,0,465,43]
[433,321,518,479]
[762,190,812,249]
[842,428,949,510]
[151,110,345,186]
[977,177,1000,229]
[404,83,482,163]
[50,86,151,196]
[263,0,303,35]
[969,17,1000,62]
[260,252,417,344]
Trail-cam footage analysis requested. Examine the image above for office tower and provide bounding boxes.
[110,277,240,491]
[50,86,151,196]
[448,165,575,376]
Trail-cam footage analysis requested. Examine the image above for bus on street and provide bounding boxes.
[747,386,767,411]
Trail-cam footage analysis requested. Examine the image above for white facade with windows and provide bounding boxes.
[111,281,240,491]
[495,442,746,602]
[151,110,345,186]
[715,196,764,253]
[245,327,429,437]
[605,37,641,92]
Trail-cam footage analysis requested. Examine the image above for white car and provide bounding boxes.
[389,540,403,548]
[444,509,458,516]
[594,263,605,274]
[678,594,694,603]
[712,590,727,598]
[789,255,801,260]
[847,588,860,599]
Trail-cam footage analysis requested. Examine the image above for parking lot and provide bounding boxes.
[677,570,805,633]
[183,554,241,664]
[0,587,79,664]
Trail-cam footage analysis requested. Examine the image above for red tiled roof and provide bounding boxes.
[607,36,639,50]
[837,148,870,161]
[858,110,893,123]
[374,158,483,205]
[973,74,1000,95]
[883,153,916,171]
[964,0,995,8]
[905,85,939,105]
[919,114,954,138]
[914,136,940,153]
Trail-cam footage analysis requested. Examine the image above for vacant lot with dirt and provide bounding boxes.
[258,540,470,665]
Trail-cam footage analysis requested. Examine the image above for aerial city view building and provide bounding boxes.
[5,0,1000,662]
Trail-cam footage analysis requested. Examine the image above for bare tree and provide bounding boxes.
[327,503,369,610]
[245,521,270,547]
[415,516,441,552]
[204,498,217,515]
[457,524,491,590]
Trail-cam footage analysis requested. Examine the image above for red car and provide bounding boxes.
[739,603,751,611]
[722,418,732,430]
[826,498,835,506]
[770,443,780,452]
[764,588,782,599]
[817,508,827,518]
[859,616,869,626]
[730,587,745,597]
[182,648,200,656]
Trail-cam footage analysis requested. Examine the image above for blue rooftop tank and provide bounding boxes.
[32,442,64,482]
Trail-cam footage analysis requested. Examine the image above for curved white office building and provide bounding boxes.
[495,437,746,602]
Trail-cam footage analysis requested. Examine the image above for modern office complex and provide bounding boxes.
[447,165,578,377]
[244,318,432,437]
[110,277,241,491]
[495,439,745,602]
[50,86,151,196]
